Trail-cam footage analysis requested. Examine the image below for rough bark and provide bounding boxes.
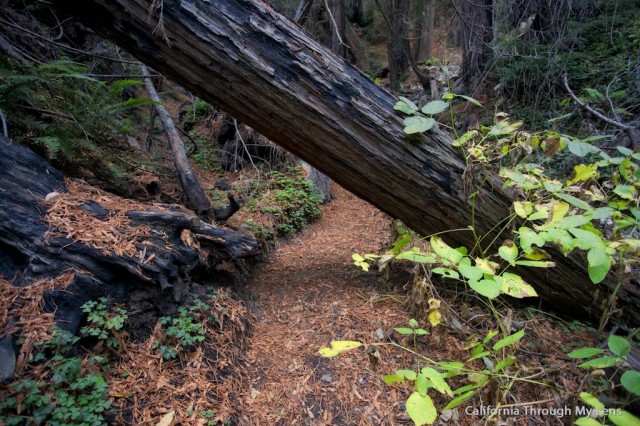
[413,0,434,63]
[141,63,214,219]
[52,0,639,325]
[0,135,258,334]
[387,0,410,91]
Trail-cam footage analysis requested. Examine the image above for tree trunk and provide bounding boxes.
[458,0,493,90]
[327,0,346,58]
[413,0,434,63]
[387,0,410,91]
[0,135,258,378]
[140,64,214,220]
[53,0,639,325]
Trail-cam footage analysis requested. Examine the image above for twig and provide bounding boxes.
[563,73,638,147]
[0,109,8,138]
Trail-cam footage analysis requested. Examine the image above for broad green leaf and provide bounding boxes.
[513,201,533,218]
[550,202,570,226]
[498,242,518,263]
[433,267,460,279]
[567,140,600,157]
[495,273,538,298]
[619,157,635,181]
[421,367,453,396]
[409,318,419,328]
[394,97,418,114]
[568,347,604,359]
[383,374,406,385]
[614,184,637,200]
[404,116,436,134]
[493,329,525,351]
[518,227,546,252]
[556,215,592,229]
[608,336,631,357]
[593,207,615,220]
[421,100,449,115]
[469,279,501,299]
[568,228,603,251]
[406,392,437,426]
[587,247,611,284]
[475,258,498,274]
[318,340,362,358]
[352,253,365,262]
[553,192,593,211]
[579,356,619,369]
[522,247,550,260]
[514,260,555,268]
[459,264,484,281]
[396,370,418,381]
[395,327,417,335]
[443,390,475,410]
[568,164,599,185]
[609,410,640,426]
[453,130,479,147]
[437,361,464,375]
[396,251,437,264]
[415,373,429,396]
[617,146,634,156]
[430,236,464,264]
[621,370,640,396]
[579,392,605,411]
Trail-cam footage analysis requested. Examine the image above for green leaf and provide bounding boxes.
[396,370,418,381]
[579,392,605,411]
[568,164,599,184]
[415,373,429,396]
[614,184,637,200]
[493,329,525,351]
[609,410,640,426]
[556,215,592,229]
[453,130,479,147]
[382,374,406,385]
[406,392,437,426]
[579,356,619,369]
[395,327,416,335]
[495,273,538,298]
[518,227,546,252]
[498,242,518,264]
[421,100,449,115]
[404,116,436,134]
[318,340,362,358]
[587,247,611,284]
[421,367,453,396]
[454,94,482,107]
[608,336,631,357]
[617,146,634,156]
[493,356,515,372]
[514,260,555,268]
[552,192,593,211]
[469,279,501,299]
[568,347,604,359]
[567,140,600,157]
[568,228,603,251]
[621,370,640,396]
[430,236,464,264]
[443,390,475,410]
[437,361,464,375]
[396,251,437,264]
[459,264,484,281]
[432,268,459,279]
[513,201,533,218]
[394,96,418,114]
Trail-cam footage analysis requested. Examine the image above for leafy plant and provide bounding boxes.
[154,297,216,360]
[0,327,112,425]
[80,297,128,348]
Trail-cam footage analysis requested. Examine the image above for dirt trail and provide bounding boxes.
[239,185,413,425]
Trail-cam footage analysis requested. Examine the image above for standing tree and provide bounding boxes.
[386,0,410,91]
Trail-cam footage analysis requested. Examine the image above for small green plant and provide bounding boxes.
[319,327,526,425]
[0,327,112,425]
[154,297,215,360]
[80,297,128,348]
[394,318,429,348]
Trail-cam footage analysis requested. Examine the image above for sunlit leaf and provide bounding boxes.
[459,264,484,281]
[579,392,605,411]
[469,279,501,299]
[608,410,640,426]
[493,329,525,351]
[494,273,538,298]
[513,201,533,218]
[568,164,599,185]
[318,340,362,358]
[579,356,619,369]
[432,267,460,279]
[421,367,453,396]
[587,247,611,284]
[428,310,442,327]
[430,236,464,264]
[475,258,498,274]
[514,260,555,268]
[498,241,518,264]
[568,347,604,359]
[406,392,437,426]
[396,251,437,264]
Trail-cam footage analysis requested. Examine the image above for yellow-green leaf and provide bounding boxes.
[495,273,538,298]
[498,241,518,264]
[406,391,437,426]
[514,201,533,218]
[609,410,640,426]
[568,164,598,185]
[430,236,464,264]
[428,310,442,327]
[318,340,362,358]
[579,392,605,411]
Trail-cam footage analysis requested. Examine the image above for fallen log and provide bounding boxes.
[0,135,258,381]
[51,0,639,325]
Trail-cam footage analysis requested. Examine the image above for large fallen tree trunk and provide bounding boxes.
[52,0,638,325]
[0,136,258,347]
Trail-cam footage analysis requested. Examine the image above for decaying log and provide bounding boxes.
[50,0,640,325]
[0,135,258,343]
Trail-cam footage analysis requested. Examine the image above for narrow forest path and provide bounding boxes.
[238,185,414,425]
